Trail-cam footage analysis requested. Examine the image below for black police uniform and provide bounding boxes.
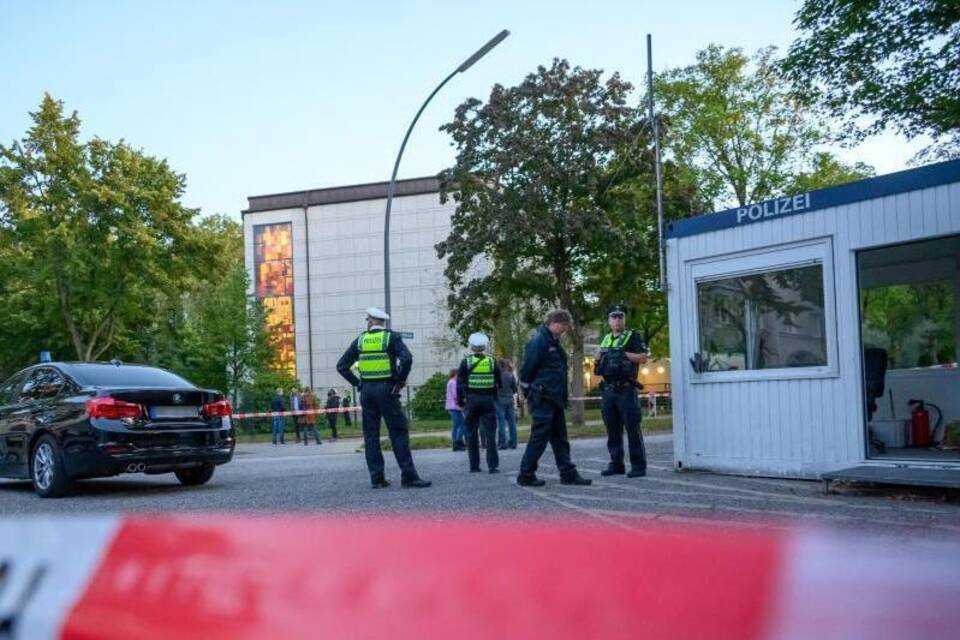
[517,324,589,485]
[336,328,428,487]
[596,328,648,475]
[456,353,501,473]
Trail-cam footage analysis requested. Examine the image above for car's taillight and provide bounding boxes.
[86,396,144,419]
[202,400,232,417]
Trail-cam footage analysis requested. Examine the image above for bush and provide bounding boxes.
[410,372,450,421]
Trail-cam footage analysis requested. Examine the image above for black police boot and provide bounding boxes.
[627,467,647,478]
[560,473,593,486]
[516,474,546,487]
[402,477,432,488]
[600,464,626,476]
[470,467,482,473]
[488,468,499,474]
[371,477,390,489]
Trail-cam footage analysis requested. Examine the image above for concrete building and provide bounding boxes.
[666,159,960,483]
[242,177,458,391]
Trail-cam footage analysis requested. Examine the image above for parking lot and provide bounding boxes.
[0,434,956,540]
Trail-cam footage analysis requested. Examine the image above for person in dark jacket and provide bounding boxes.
[456,332,502,474]
[325,388,340,440]
[495,359,519,449]
[516,309,591,487]
[270,388,286,445]
[342,390,353,425]
[336,307,431,489]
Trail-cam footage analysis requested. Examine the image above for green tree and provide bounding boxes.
[410,371,450,421]
[784,152,875,195]
[179,263,275,405]
[783,0,960,160]
[0,95,202,362]
[655,44,862,209]
[438,60,701,425]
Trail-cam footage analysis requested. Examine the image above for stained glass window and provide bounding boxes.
[254,223,296,375]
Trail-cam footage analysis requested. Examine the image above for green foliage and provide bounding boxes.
[783,0,960,160]
[0,95,203,363]
[861,281,956,369]
[410,371,450,421]
[0,95,281,398]
[438,59,704,423]
[784,152,875,195]
[655,45,839,208]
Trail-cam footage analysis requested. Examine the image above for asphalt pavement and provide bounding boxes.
[2,434,959,541]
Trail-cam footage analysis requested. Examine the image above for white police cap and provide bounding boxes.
[468,332,489,350]
[366,307,390,321]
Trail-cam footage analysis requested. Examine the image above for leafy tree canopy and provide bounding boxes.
[783,0,960,161]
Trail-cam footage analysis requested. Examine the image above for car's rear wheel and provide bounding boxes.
[31,435,72,498]
[175,462,215,486]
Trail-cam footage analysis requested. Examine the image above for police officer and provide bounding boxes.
[594,303,648,478]
[457,332,501,474]
[336,307,431,489]
[516,309,592,487]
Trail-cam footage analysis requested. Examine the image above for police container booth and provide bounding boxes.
[665,159,960,487]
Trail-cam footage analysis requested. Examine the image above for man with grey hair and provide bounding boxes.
[516,309,592,487]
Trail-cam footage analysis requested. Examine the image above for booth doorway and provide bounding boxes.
[858,235,960,464]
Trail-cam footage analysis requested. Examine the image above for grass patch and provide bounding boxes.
[568,416,672,439]
[380,435,451,451]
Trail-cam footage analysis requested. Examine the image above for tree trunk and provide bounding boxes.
[569,326,586,427]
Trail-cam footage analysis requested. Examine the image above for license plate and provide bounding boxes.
[150,406,199,419]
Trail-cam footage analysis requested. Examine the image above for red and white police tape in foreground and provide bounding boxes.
[229,393,672,420]
[2,515,958,639]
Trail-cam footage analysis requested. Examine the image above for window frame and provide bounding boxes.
[687,237,839,384]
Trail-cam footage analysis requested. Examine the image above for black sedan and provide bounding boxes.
[0,361,235,497]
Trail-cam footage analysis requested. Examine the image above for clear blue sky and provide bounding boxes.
[1,0,925,218]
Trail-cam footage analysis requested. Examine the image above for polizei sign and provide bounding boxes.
[736,193,812,225]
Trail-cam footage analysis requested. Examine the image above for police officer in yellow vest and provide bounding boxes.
[594,304,649,477]
[456,332,502,474]
[336,307,431,489]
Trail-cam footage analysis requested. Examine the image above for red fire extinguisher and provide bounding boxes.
[908,399,943,448]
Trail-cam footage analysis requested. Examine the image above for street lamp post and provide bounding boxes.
[383,29,510,324]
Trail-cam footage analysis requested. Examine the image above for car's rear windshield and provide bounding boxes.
[63,364,195,388]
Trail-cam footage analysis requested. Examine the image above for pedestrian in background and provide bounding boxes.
[517,309,591,487]
[270,388,286,445]
[325,388,340,440]
[342,390,353,426]
[495,358,518,449]
[446,368,466,451]
[301,387,322,445]
[290,388,302,443]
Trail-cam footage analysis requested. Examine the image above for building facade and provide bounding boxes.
[243,177,458,391]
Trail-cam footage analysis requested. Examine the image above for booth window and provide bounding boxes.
[696,264,827,372]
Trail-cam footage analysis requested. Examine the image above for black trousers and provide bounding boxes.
[344,407,352,425]
[327,412,339,438]
[464,395,498,471]
[360,382,418,482]
[601,385,647,470]
[519,397,576,479]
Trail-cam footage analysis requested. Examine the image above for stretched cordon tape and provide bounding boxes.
[1,515,958,639]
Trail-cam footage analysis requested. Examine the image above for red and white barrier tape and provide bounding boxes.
[2,515,958,639]
[232,392,671,420]
[231,406,360,420]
